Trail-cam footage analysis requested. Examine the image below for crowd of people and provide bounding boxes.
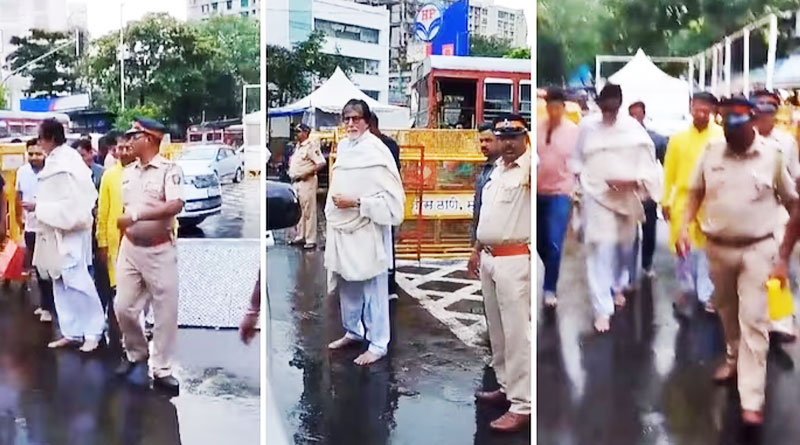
[537,83,800,425]
[14,117,185,395]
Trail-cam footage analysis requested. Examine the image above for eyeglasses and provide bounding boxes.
[342,115,364,124]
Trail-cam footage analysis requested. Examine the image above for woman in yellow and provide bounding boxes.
[661,92,723,314]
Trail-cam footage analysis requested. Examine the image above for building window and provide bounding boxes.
[241,11,248,17]
[362,90,380,100]
[212,2,218,11]
[341,56,380,76]
[484,82,513,123]
[201,4,208,13]
[315,19,379,44]
[241,0,249,7]
[227,1,232,9]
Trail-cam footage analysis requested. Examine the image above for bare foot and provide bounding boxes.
[328,336,360,350]
[614,293,626,308]
[704,301,716,314]
[354,351,383,366]
[79,338,99,353]
[594,316,610,333]
[47,338,78,349]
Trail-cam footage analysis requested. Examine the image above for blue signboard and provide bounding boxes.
[430,0,469,56]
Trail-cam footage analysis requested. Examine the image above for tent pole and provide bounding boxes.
[744,28,750,96]
[766,14,778,91]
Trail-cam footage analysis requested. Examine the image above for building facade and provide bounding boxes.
[266,0,390,104]
[468,0,527,48]
[186,0,261,21]
[0,0,88,110]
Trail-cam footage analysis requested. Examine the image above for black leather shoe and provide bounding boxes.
[153,375,180,396]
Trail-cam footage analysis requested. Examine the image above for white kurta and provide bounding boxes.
[324,131,404,356]
[33,144,104,340]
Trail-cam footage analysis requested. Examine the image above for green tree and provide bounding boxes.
[82,13,236,132]
[113,104,162,132]
[0,84,7,109]
[504,47,531,59]
[470,34,514,57]
[266,30,356,107]
[5,29,79,98]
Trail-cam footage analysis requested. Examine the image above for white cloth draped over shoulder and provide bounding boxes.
[33,144,98,280]
[574,114,663,220]
[324,132,405,283]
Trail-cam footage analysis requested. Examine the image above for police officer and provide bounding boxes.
[680,97,798,425]
[288,123,325,249]
[114,118,185,394]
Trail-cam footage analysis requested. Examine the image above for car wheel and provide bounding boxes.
[179,216,206,227]
[234,167,244,183]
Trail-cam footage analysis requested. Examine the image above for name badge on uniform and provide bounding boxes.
[171,173,181,185]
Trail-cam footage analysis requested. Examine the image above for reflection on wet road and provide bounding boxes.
[537,223,800,445]
[267,243,530,444]
[0,282,259,444]
[179,177,259,239]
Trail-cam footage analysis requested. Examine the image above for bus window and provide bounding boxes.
[189,134,203,142]
[484,82,513,125]
[520,83,532,126]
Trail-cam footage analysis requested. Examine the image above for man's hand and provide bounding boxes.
[662,206,671,222]
[771,258,790,283]
[467,248,481,278]
[676,228,690,259]
[606,179,639,192]
[332,195,358,209]
[97,247,108,265]
[117,215,134,231]
[239,311,259,344]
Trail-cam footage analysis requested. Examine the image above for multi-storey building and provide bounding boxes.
[186,0,261,21]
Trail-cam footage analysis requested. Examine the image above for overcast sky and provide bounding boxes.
[82,0,186,38]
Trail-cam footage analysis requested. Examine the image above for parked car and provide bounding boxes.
[179,144,245,184]
[175,155,223,226]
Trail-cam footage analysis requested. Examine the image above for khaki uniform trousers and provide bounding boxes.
[294,175,318,244]
[706,237,775,411]
[115,237,179,378]
[480,251,531,415]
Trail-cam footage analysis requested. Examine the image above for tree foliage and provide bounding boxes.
[266,30,356,108]
[82,13,259,133]
[470,34,514,58]
[0,84,7,109]
[505,47,531,59]
[5,29,79,98]
[539,0,800,85]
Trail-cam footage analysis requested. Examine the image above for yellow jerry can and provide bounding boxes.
[766,278,794,321]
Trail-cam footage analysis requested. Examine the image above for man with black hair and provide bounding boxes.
[74,138,103,190]
[662,92,723,316]
[537,88,578,308]
[17,138,53,323]
[468,113,531,432]
[573,83,662,332]
[473,122,500,242]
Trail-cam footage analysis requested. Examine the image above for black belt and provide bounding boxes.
[706,233,773,248]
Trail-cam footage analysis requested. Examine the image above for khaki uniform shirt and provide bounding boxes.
[764,128,800,179]
[476,149,531,245]
[122,154,184,240]
[288,138,325,181]
[689,134,798,240]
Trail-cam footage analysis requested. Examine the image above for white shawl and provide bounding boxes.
[324,132,405,282]
[577,114,663,219]
[33,144,97,279]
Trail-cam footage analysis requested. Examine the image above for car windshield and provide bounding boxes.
[179,147,217,161]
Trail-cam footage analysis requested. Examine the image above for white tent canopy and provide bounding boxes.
[269,67,411,129]
[602,49,690,135]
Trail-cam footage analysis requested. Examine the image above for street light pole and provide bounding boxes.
[119,1,125,111]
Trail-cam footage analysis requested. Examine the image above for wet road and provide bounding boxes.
[179,177,259,239]
[537,221,800,445]
[0,281,260,444]
[266,241,531,444]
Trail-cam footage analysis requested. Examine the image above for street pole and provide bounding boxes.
[120,1,125,111]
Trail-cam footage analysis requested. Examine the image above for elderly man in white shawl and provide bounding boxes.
[325,99,405,366]
[33,119,105,351]
[574,84,663,333]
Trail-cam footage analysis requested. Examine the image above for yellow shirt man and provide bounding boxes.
[97,162,124,287]
[661,121,724,252]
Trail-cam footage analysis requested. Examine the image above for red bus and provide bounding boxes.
[412,55,531,129]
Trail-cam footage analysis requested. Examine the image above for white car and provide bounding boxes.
[175,155,223,226]
[179,144,245,184]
